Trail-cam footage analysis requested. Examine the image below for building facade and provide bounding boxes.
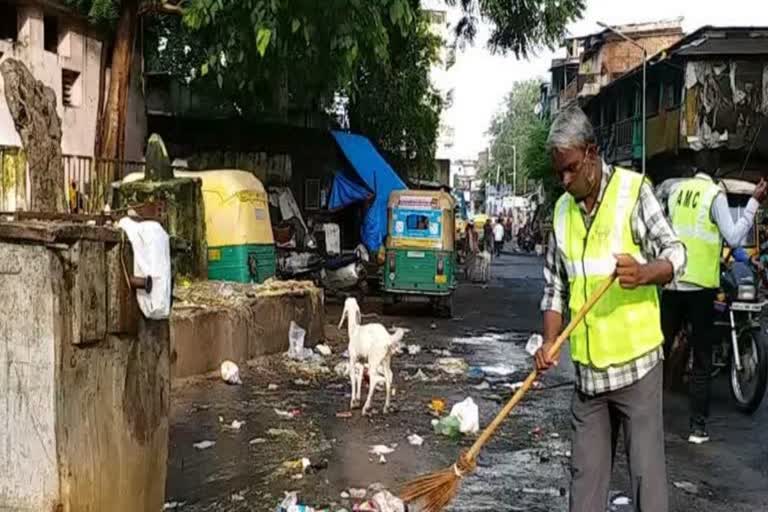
[582,26,768,183]
[544,19,684,118]
[0,0,104,157]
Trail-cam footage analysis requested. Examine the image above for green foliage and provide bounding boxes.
[65,0,119,25]
[347,3,442,181]
[177,0,416,112]
[447,0,585,56]
[486,79,541,185]
[487,79,561,205]
[524,119,562,208]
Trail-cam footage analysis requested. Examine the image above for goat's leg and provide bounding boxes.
[362,365,380,416]
[349,354,362,409]
[382,364,393,414]
[349,357,357,409]
[355,363,364,407]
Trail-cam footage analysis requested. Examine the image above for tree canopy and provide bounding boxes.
[347,1,443,181]
[448,0,585,56]
[486,79,541,187]
[65,0,584,176]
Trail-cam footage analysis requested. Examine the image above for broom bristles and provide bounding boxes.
[400,466,463,512]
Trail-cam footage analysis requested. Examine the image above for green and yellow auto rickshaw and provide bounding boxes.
[384,190,457,317]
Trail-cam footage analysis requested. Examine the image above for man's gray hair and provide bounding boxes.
[547,105,596,150]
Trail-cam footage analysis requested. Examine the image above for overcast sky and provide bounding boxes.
[446,0,768,161]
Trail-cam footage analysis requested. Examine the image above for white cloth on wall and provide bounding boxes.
[117,217,172,320]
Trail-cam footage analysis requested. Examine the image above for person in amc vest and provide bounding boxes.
[662,171,767,445]
[534,107,687,512]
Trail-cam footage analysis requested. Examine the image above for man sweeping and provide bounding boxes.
[534,106,686,512]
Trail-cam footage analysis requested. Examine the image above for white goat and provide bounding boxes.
[338,297,404,415]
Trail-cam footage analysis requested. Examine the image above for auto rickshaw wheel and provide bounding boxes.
[434,294,454,319]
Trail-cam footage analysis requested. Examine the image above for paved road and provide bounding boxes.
[166,250,768,511]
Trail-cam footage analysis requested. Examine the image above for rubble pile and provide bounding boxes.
[173,278,318,308]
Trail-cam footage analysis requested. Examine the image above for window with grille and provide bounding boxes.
[62,69,81,107]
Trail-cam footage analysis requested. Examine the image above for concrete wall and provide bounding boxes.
[0,233,169,512]
[0,3,103,157]
[171,289,325,378]
[0,243,59,510]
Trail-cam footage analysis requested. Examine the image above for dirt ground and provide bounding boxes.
[165,252,768,512]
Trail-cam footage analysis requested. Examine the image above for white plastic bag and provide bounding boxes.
[526,333,544,356]
[449,397,480,434]
[220,360,242,385]
[117,217,171,319]
[288,321,308,360]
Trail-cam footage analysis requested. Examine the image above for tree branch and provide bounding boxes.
[139,0,186,16]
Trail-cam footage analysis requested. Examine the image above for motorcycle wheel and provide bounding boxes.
[730,327,768,414]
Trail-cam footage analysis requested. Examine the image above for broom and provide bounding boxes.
[401,274,617,511]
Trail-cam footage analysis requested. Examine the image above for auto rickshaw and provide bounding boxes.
[123,169,276,283]
[384,190,456,317]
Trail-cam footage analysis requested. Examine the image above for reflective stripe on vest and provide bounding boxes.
[668,176,721,288]
[554,167,663,369]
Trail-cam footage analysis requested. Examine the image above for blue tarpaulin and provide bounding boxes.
[329,171,372,210]
[329,131,407,252]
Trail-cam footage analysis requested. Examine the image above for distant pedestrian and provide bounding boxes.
[493,218,505,257]
[483,221,494,254]
[504,217,513,242]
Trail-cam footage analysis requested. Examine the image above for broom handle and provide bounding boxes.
[465,274,617,462]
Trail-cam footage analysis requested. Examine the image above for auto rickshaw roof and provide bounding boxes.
[388,189,455,210]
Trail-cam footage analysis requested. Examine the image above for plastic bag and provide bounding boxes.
[220,360,242,385]
[288,321,308,360]
[432,415,461,437]
[117,217,171,319]
[526,333,544,356]
[370,490,405,512]
[449,397,480,434]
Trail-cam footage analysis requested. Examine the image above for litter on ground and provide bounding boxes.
[449,397,480,434]
[193,440,215,450]
[275,408,301,419]
[428,398,447,416]
[435,357,468,375]
[674,481,700,495]
[228,420,245,430]
[267,428,300,439]
[407,344,422,355]
[407,434,424,447]
[612,496,631,506]
[315,344,332,356]
[369,444,396,456]
[525,333,544,356]
[220,360,242,385]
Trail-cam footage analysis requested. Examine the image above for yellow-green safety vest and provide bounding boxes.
[668,176,721,288]
[554,167,663,369]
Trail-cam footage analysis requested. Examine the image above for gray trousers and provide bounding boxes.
[570,363,668,512]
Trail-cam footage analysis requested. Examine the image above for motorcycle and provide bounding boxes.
[669,259,768,413]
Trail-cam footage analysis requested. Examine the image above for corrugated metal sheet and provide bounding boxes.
[677,37,768,56]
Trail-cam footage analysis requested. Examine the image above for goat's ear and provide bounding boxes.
[356,310,361,325]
